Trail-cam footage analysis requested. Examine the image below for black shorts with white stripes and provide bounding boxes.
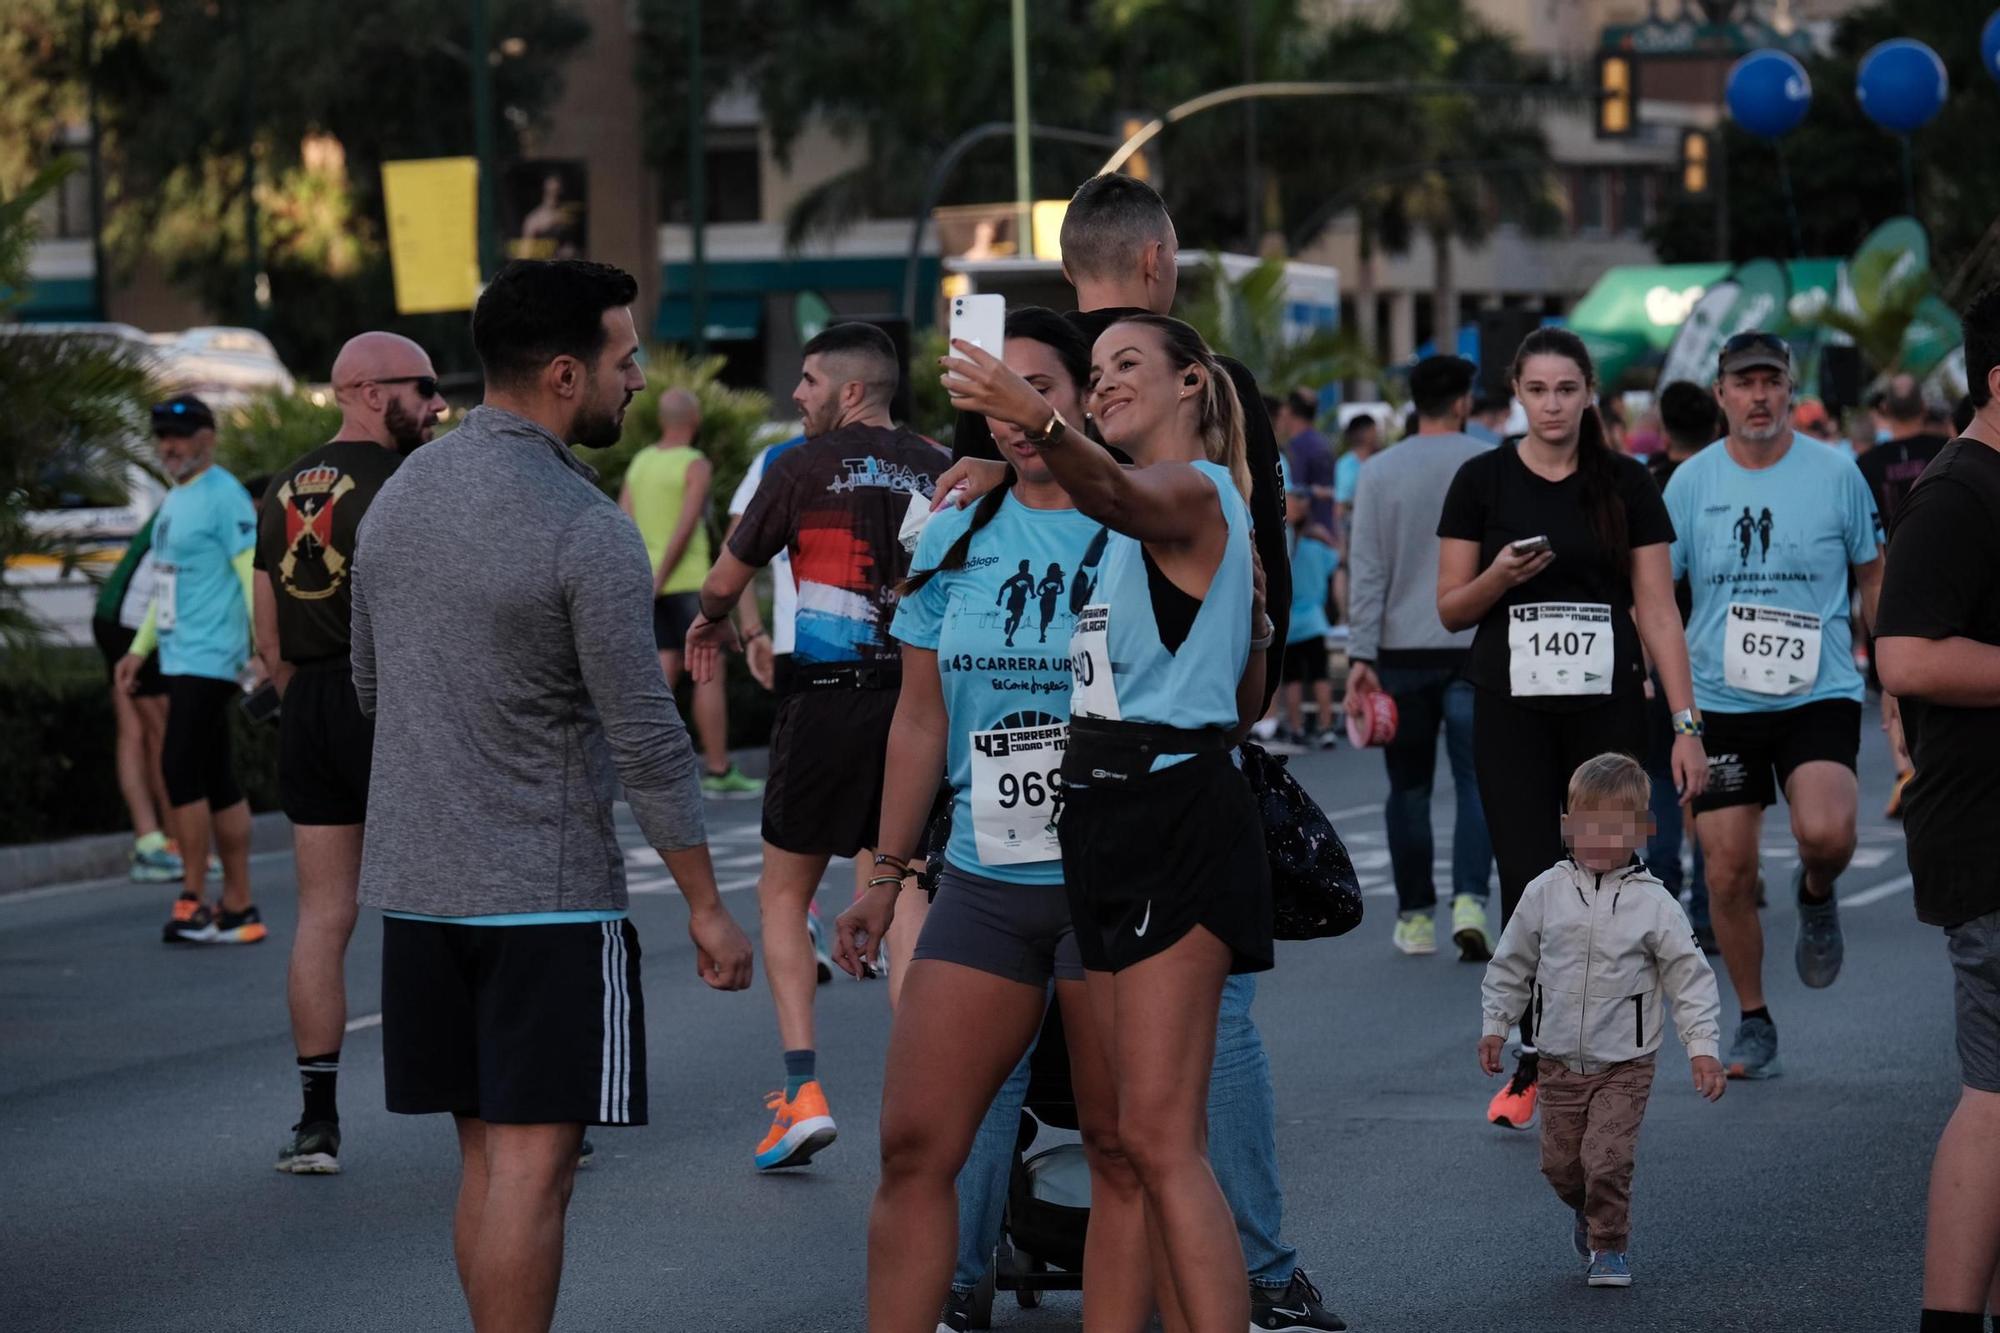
[380,915,646,1127]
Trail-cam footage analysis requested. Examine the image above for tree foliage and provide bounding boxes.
[2,0,589,376]
[1649,0,2000,292]
[1179,255,1379,392]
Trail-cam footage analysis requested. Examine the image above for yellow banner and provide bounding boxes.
[381,157,481,314]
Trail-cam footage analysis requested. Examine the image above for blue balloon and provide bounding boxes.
[1858,39,1949,133]
[1984,11,2000,90]
[1726,50,1812,138]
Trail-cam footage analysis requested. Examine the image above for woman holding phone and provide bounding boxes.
[1436,327,1707,1130]
[925,312,1272,1333]
[831,309,1142,1332]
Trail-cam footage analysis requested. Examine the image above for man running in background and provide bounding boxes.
[621,388,762,798]
[254,331,444,1174]
[687,322,945,1172]
[116,394,265,946]
[1665,332,1882,1081]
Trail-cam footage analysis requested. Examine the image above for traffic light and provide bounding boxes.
[1596,55,1637,139]
[1680,128,1712,196]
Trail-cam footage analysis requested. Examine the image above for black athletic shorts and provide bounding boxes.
[279,659,374,825]
[381,915,647,1126]
[93,618,165,698]
[652,592,702,653]
[1692,698,1862,814]
[762,685,899,857]
[161,674,244,810]
[1059,749,1273,975]
[1281,637,1329,687]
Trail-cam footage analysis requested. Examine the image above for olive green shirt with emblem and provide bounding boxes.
[254,440,404,664]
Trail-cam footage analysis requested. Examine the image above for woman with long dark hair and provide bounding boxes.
[1436,327,1708,1129]
[930,312,1272,1332]
[833,309,1146,1333]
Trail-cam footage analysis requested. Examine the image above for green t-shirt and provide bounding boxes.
[93,511,159,627]
[624,444,711,595]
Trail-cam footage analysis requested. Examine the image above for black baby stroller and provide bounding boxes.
[966,999,1089,1328]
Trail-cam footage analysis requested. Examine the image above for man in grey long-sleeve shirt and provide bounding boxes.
[1344,355,1498,962]
[351,259,753,1333]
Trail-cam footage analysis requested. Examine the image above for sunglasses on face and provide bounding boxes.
[370,375,440,399]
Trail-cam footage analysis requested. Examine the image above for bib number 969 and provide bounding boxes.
[995,768,1060,810]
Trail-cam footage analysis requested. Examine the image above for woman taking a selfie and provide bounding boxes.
[930,312,1272,1332]
[831,309,1124,1333]
[1436,327,1707,1129]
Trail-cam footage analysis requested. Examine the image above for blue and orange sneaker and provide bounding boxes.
[753,1081,837,1171]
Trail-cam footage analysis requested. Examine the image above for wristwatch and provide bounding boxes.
[1024,409,1070,446]
[1671,709,1705,737]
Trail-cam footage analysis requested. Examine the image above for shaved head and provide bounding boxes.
[331,331,433,388]
[329,330,442,453]
[659,388,701,429]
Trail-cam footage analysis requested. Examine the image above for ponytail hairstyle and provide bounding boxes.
[1107,313,1252,503]
[902,308,1091,597]
[1509,327,1629,575]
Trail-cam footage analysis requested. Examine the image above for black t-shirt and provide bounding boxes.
[953,305,1291,711]
[1437,444,1676,711]
[255,440,403,663]
[1858,432,1949,542]
[1874,437,2000,927]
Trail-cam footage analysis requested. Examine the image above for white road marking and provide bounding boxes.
[344,1013,383,1032]
[1842,874,1913,909]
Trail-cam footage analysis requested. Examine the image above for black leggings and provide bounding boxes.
[1472,686,1648,927]
[163,675,245,810]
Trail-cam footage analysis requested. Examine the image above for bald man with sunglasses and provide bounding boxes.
[254,331,447,1174]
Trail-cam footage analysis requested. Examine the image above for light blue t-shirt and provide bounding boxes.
[151,464,256,682]
[892,494,1102,885]
[1287,533,1338,644]
[1334,450,1362,505]
[1069,460,1251,767]
[1665,438,1881,714]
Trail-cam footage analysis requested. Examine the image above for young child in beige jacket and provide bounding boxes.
[1479,752,1727,1288]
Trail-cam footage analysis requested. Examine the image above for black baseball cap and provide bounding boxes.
[151,394,216,435]
[1717,331,1791,377]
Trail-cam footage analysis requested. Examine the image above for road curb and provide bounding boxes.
[0,811,295,897]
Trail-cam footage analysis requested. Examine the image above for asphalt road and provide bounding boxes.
[1,720,1953,1332]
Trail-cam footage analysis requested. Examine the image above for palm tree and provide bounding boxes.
[1304,0,1561,359]
[0,160,156,651]
[1179,254,1379,393]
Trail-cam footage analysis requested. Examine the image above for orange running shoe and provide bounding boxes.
[163,894,215,944]
[753,1080,837,1171]
[1487,1058,1539,1130]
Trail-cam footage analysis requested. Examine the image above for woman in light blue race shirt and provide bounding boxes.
[833,310,1131,1332]
[928,313,1273,1333]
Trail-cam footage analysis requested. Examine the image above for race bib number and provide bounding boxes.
[154,564,179,632]
[1507,602,1613,696]
[1724,603,1821,696]
[969,723,1067,865]
[1070,603,1120,720]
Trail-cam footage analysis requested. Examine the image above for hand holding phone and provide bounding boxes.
[1509,535,1552,557]
[1495,534,1556,588]
[946,294,1006,383]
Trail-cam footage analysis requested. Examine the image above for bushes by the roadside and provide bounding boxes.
[0,648,281,846]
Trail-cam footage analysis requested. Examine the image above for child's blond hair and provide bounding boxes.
[1566,752,1651,815]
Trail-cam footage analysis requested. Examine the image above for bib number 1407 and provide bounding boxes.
[1507,601,1613,697]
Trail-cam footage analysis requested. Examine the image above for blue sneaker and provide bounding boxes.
[1586,1251,1632,1287]
[1794,869,1844,989]
[1726,1014,1781,1079]
[129,834,183,884]
[1571,1209,1590,1261]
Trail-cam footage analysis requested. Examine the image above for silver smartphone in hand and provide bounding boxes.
[1509,535,1552,557]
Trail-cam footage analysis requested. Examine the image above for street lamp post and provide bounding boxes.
[688,0,708,356]
[1010,0,1031,257]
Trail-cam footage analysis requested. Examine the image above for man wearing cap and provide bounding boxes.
[1663,332,1884,1080]
[116,394,267,946]
[253,333,446,1174]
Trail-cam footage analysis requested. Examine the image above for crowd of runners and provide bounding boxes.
[86,171,2000,1333]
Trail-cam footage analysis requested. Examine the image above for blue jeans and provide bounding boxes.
[1643,686,1708,927]
[1377,666,1493,913]
[953,974,1296,1291]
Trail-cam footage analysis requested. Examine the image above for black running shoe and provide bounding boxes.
[1251,1268,1347,1330]
[935,1286,974,1333]
[163,895,215,943]
[276,1120,341,1174]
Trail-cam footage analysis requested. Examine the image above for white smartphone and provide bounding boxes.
[948,293,1007,365]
